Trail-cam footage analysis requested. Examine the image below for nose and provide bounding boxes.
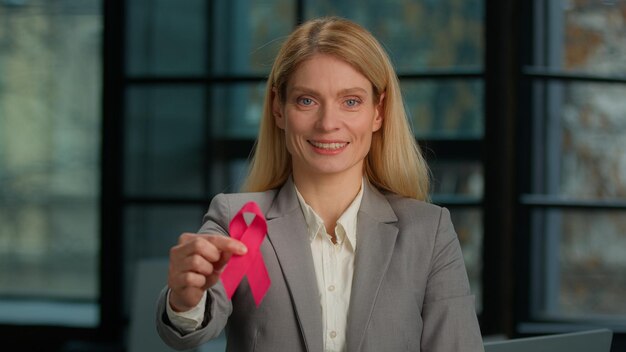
[314,105,340,131]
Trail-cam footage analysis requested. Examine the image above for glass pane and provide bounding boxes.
[126,0,208,76]
[209,159,250,195]
[537,1,626,75]
[124,205,206,312]
[403,80,484,139]
[0,0,101,326]
[125,205,206,261]
[212,0,295,75]
[531,209,626,319]
[0,203,98,299]
[449,208,483,313]
[531,82,626,200]
[431,161,483,200]
[306,0,484,72]
[125,86,206,197]
[211,82,266,139]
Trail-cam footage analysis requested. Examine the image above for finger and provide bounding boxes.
[203,272,222,290]
[172,236,221,263]
[180,254,215,276]
[212,250,233,274]
[168,257,212,286]
[178,232,200,245]
[204,234,248,255]
[169,271,207,290]
[176,233,246,257]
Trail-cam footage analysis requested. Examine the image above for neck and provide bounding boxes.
[293,170,363,233]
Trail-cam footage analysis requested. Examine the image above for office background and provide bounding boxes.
[0,0,625,351]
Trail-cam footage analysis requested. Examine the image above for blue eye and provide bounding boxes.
[298,97,314,106]
[345,98,361,107]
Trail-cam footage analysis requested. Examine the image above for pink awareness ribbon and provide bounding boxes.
[220,201,270,306]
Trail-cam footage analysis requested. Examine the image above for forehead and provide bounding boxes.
[286,54,373,94]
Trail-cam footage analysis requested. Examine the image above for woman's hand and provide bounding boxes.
[167,233,247,312]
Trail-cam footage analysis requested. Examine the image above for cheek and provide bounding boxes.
[357,119,377,141]
[362,133,374,150]
[282,118,307,152]
[283,111,311,135]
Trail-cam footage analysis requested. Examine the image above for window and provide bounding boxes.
[0,0,102,327]
[518,0,626,335]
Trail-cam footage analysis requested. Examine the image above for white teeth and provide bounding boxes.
[309,141,347,150]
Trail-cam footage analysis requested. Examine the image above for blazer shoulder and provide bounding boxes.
[211,189,279,215]
[382,192,450,232]
[383,192,444,217]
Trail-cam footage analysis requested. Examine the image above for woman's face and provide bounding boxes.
[273,54,383,182]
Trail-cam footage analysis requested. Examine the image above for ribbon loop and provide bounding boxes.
[220,201,271,306]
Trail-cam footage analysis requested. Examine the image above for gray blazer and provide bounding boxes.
[156,178,483,352]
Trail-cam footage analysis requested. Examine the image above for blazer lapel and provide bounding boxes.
[266,179,323,352]
[346,183,399,352]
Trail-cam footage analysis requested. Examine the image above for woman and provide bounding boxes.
[157,17,483,352]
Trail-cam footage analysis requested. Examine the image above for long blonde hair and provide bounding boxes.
[242,17,430,201]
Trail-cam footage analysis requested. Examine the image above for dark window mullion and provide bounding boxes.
[101,0,126,341]
[482,0,520,336]
[125,76,267,84]
[123,197,209,206]
[420,139,483,161]
[520,194,626,210]
[398,70,484,80]
[431,196,483,207]
[296,0,305,25]
[204,1,215,198]
[522,67,626,84]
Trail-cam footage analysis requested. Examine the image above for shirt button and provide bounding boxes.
[328,285,335,292]
[330,331,337,339]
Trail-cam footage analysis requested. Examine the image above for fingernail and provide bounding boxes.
[239,245,248,254]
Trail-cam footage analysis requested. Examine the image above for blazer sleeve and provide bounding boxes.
[420,208,484,352]
[155,194,234,351]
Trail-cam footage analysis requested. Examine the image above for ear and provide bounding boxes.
[272,87,285,130]
[372,92,385,132]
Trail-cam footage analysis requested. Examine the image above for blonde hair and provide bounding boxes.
[242,17,430,201]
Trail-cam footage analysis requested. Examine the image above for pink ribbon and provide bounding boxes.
[220,201,270,306]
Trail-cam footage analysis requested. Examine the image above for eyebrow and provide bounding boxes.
[290,86,369,97]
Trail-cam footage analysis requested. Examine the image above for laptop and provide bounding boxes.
[484,329,613,352]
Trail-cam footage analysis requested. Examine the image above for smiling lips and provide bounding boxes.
[308,140,348,153]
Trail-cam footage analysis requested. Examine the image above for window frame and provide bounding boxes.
[0,0,111,349]
[514,1,626,349]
